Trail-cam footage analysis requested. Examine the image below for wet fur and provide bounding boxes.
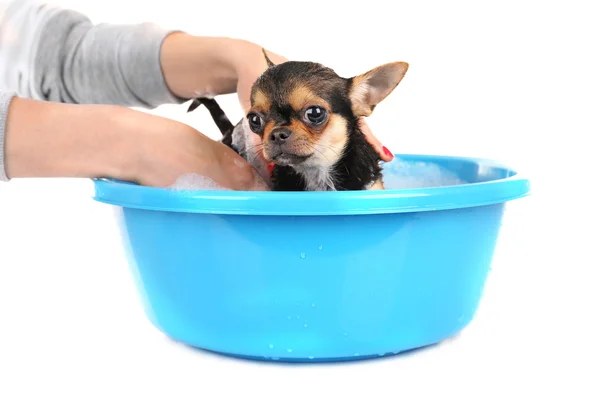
[271,121,381,191]
[187,59,406,191]
[188,96,381,191]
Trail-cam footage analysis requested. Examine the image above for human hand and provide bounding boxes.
[357,117,395,162]
[121,109,270,190]
[3,97,269,190]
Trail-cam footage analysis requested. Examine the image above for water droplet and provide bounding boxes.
[287,316,291,320]
[303,323,308,328]
[343,332,348,337]
[296,315,300,319]
[318,245,323,250]
[300,252,306,259]
[296,302,300,307]
[286,348,293,353]
[269,344,274,349]
[311,303,316,308]
[308,356,315,360]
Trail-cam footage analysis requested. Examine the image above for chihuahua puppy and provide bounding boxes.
[188,51,408,191]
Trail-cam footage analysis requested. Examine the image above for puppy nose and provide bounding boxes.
[270,128,291,144]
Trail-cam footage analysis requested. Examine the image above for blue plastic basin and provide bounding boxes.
[93,154,530,362]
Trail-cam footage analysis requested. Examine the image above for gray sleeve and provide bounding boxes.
[0,0,186,181]
[33,10,185,107]
[0,1,184,107]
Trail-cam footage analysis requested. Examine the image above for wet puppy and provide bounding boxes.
[188,51,408,191]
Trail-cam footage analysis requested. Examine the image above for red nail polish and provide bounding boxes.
[267,163,275,173]
[383,146,393,158]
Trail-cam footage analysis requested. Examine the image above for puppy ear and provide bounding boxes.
[262,48,275,68]
[349,62,409,117]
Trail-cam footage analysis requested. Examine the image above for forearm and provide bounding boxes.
[160,33,251,99]
[2,95,136,181]
[159,33,286,113]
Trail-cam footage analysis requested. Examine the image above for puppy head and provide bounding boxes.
[246,51,408,169]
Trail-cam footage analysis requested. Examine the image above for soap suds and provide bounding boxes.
[169,173,230,191]
[382,159,466,189]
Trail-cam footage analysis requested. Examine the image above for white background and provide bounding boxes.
[1,0,599,415]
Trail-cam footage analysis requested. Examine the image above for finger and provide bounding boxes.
[359,118,394,162]
[234,166,270,191]
[248,170,271,191]
[223,148,270,191]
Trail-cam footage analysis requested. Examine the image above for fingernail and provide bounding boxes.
[383,146,393,158]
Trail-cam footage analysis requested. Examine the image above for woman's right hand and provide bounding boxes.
[117,108,269,190]
[3,97,269,190]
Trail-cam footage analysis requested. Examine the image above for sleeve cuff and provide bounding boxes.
[115,23,186,108]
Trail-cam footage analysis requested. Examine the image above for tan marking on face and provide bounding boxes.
[251,89,271,113]
[312,114,348,167]
[263,119,316,158]
[261,120,276,143]
[260,120,277,159]
[290,115,348,191]
[288,119,317,146]
[287,85,330,113]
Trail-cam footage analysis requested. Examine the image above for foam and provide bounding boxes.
[168,160,466,192]
[169,171,269,191]
[169,173,230,191]
[382,159,467,189]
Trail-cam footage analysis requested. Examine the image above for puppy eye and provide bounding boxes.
[247,112,263,132]
[304,106,327,125]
